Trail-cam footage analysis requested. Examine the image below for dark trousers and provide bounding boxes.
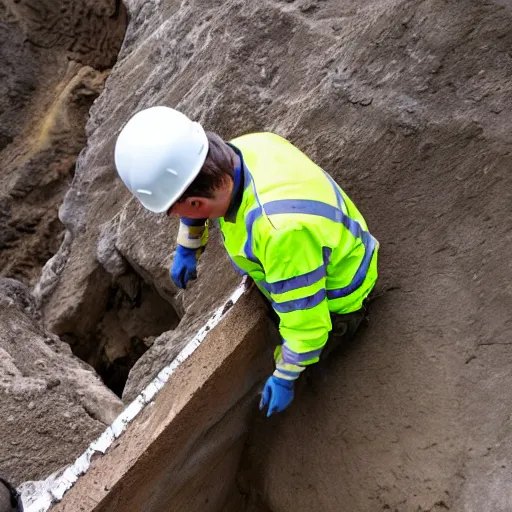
[320,300,369,360]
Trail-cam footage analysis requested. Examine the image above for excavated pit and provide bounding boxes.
[48,287,276,512]
[57,266,181,397]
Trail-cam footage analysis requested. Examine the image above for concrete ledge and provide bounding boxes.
[51,288,276,512]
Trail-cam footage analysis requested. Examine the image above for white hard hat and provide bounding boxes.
[114,106,208,213]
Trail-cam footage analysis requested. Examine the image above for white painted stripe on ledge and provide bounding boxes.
[23,278,248,512]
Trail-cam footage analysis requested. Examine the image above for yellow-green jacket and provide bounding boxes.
[179,133,378,381]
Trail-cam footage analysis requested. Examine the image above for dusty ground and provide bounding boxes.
[231,1,512,510]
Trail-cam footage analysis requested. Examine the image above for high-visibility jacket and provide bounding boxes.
[179,133,378,381]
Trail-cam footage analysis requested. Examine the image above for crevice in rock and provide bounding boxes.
[58,266,180,398]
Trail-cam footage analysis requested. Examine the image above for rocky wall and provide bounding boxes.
[0,0,127,285]
[0,0,127,486]
[0,278,123,485]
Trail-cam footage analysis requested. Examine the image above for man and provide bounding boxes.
[114,106,379,417]
[0,478,23,512]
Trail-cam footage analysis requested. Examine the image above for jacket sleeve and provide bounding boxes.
[177,218,209,250]
[257,223,331,381]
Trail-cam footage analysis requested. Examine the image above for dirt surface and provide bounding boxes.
[0,0,127,285]
[0,278,123,485]
[231,1,512,510]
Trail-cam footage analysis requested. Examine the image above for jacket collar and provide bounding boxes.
[224,143,247,223]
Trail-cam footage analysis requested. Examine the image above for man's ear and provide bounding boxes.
[186,197,203,209]
[181,197,196,208]
[186,196,211,215]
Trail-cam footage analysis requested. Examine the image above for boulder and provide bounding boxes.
[0,278,123,484]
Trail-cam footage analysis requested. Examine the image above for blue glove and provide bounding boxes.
[170,245,199,289]
[259,376,294,417]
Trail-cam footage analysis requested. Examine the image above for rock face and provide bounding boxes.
[19,0,512,510]
[0,278,123,484]
[0,0,127,486]
[0,0,127,285]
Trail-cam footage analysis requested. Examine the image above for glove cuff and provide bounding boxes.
[177,220,207,249]
[176,244,198,256]
[271,375,296,388]
[274,347,306,381]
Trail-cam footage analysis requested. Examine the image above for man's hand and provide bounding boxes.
[170,245,200,289]
[259,376,294,417]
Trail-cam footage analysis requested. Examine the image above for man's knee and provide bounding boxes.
[323,302,369,359]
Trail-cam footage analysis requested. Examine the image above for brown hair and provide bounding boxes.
[178,131,235,201]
